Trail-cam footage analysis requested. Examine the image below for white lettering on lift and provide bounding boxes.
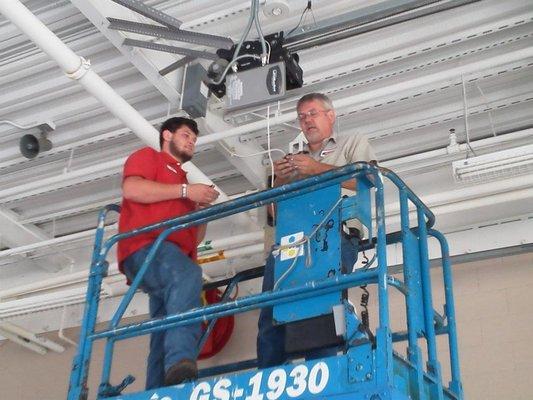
[189,363,330,400]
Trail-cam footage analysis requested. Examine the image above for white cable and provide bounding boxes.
[209,54,262,85]
[252,0,268,64]
[461,75,477,157]
[218,141,286,159]
[265,40,271,63]
[231,0,256,65]
[64,147,75,173]
[0,120,41,130]
[266,105,276,189]
[273,197,343,289]
[475,82,497,137]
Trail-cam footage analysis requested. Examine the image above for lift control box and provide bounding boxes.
[274,184,342,323]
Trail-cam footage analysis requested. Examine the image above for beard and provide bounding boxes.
[169,141,192,163]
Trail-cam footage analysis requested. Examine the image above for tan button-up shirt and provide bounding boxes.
[265,132,376,252]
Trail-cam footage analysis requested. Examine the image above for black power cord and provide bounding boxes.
[287,1,312,37]
[359,251,371,329]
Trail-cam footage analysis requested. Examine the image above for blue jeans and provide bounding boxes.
[123,241,202,390]
[257,234,359,368]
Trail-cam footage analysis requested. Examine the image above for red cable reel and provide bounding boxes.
[198,288,235,359]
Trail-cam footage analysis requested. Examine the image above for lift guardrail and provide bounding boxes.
[67,162,463,400]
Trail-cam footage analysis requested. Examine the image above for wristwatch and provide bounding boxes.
[181,183,187,198]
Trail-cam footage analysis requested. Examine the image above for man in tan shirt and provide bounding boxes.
[257,92,376,368]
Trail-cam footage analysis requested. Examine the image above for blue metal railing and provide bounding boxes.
[67,162,462,400]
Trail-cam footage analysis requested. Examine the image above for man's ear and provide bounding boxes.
[162,129,173,143]
[327,109,336,124]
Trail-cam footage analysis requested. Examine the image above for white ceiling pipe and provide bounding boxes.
[0,243,265,317]
[197,47,533,146]
[0,225,116,261]
[222,243,264,259]
[432,187,533,216]
[384,187,533,230]
[198,243,264,264]
[198,231,263,254]
[0,264,120,301]
[385,173,533,216]
[0,287,105,319]
[0,158,126,202]
[0,234,264,302]
[0,321,65,353]
[0,327,47,355]
[383,128,533,170]
[0,232,264,299]
[0,1,230,202]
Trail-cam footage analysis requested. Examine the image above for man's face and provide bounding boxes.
[164,125,197,162]
[297,99,335,147]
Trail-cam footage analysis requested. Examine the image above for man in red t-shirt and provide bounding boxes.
[118,117,219,389]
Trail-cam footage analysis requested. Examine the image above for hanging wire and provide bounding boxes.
[218,141,286,159]
[209,54,263,85]
[461,75,477,157]
[287,1,312,37]
[266,105,276,189]
[359,251,371,329]
[253,0,267,64]
[210,0,268,85]
[231,0,256,64]
[475,82,497,137]
[273,196,343,289]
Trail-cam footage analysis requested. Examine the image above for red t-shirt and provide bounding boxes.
[117,147,198,272]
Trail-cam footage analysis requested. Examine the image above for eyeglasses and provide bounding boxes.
[296,109,330,121]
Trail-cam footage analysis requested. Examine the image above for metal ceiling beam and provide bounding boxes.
[107,17,233,50]
[0,158,125,204]
[110,0,183,30]
[122,38,219,61]
[71,0,183,105]
[159,56,194,76]
[0,207,50,249]
[285,0,481,51]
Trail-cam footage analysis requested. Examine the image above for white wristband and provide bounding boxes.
[181,183,187,198]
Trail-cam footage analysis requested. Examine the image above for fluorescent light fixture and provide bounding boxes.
[453,143,533,183]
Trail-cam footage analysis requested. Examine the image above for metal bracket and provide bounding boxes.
[98,374,135,397]
[111,0,182,29]
[66,57,91,81]
[122,38,219,61]
[108,17,233,49]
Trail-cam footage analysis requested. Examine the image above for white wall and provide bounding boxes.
[1,251,532,399]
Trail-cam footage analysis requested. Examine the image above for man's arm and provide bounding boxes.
[123,176,219,204]
[288,154,356,190]
[195,203,211,243]
[197,224,207,243]
[123,176,181,203]
[124,176,218,246]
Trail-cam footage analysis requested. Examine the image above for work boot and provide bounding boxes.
[164,359,198,386]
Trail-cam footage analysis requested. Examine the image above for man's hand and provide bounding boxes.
[186,184,219,204]
[288,154,323,176]
[273,157,297,181]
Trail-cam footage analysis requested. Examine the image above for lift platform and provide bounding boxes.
[67,162,463,400]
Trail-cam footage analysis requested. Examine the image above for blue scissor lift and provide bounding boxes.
[67,162,463,400]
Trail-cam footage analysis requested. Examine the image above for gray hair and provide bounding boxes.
[296,93,334,111]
